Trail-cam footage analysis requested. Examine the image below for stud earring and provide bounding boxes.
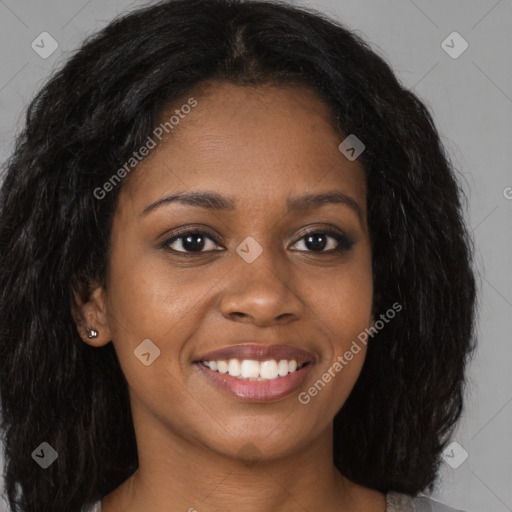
[86,327,98,339]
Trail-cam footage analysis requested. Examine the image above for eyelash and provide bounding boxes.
[160,227,355,256]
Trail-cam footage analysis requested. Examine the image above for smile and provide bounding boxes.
[193,343,316,401]
[200,359,308,381]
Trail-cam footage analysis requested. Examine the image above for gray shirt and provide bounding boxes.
[88,491,465,511]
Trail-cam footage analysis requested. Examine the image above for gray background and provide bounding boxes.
[0,1,511,511]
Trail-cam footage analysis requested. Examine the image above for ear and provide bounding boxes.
[71,280,112,347]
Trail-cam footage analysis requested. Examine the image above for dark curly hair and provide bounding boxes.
[0,0,477,510]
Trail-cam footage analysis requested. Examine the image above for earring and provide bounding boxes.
[86,327,98,339]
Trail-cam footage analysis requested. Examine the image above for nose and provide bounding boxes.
[219,249,304,327]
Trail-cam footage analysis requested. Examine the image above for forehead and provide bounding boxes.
[119,82,367,218]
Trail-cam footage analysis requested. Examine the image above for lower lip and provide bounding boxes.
[195,362,313,402]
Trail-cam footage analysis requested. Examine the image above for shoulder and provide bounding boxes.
[386,491,467,512]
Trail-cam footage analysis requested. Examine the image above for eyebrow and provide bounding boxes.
[140,190,364,223]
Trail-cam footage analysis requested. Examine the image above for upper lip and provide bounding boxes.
[194,344,316,364]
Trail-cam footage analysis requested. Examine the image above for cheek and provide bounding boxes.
[103,253,204,418]
[332,271,373,343]
[105,227,205,339]
[104,229,227,396]
[301,256,373,346]
[102,236,189,381]
[297,255,372,407]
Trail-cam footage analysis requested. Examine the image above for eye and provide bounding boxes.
[161,227,355,256]
[290,229,355,253]
[162,230,223,254]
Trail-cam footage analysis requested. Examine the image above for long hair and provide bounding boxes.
[0,0,477,510]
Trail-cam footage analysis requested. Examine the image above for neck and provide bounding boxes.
[102,402,385,512]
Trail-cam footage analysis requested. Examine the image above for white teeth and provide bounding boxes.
[228,359,241,377]
[202,359,306,380]
[277,359,289,376]
[240,360,260,379]
[217,360,228,374]
[260,360,278,380]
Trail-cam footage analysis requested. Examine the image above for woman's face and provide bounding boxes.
[90,82,373,463]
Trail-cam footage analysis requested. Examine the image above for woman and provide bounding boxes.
[0,0,477,511]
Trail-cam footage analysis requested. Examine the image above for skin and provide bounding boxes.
[74,82,386,512]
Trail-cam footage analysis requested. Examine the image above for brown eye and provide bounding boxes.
[290,229,355,253]
[163,230,222,254]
